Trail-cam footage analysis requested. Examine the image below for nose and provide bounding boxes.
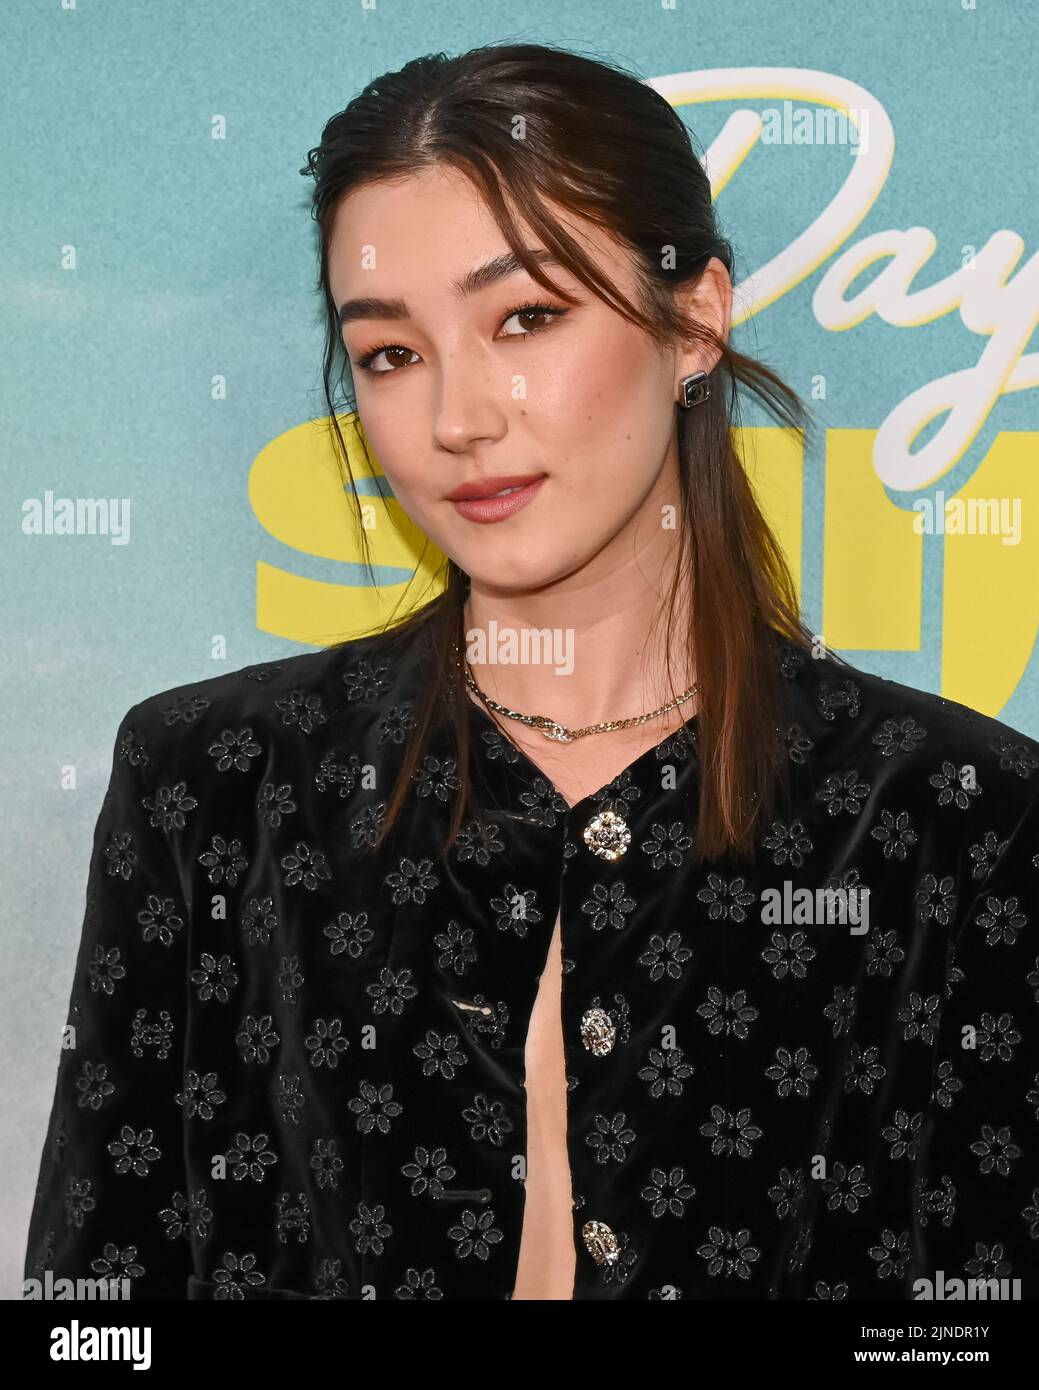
[431,345,509,453]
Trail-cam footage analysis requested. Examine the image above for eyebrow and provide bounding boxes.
[337,248,563,327]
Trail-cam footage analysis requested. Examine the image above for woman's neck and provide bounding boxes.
[462,559,694,731]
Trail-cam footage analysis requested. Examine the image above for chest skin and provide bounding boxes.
[511,910,575,1299]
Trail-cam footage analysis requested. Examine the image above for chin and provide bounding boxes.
[459,547,584,596]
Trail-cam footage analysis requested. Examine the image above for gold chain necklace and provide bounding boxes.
[458,648,699,745]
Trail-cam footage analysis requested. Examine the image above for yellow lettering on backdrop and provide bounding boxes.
[249,416,444,643]
[943,431,1038,715]
[823,428,923,651]
[735,425,804,598]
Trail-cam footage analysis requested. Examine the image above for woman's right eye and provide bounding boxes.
[353,344,419,375]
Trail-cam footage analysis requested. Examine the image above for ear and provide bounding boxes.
[675,256,732,380]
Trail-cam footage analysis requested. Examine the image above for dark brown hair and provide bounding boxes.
[299,40,820,862]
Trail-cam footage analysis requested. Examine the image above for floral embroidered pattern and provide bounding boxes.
[23,622,1039,1301]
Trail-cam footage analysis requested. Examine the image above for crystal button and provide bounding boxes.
[581,1219,620,1265]
[580,1006,616,1055]
[582,809,630,861]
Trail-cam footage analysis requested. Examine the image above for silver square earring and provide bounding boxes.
[678,372,711,409]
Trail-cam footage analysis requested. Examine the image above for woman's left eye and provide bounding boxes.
[498,302,567,336]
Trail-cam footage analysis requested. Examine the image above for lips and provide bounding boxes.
[446,474,546,501]
[448,476,546,524]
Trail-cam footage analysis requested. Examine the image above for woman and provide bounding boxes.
[25,42,1039,1301]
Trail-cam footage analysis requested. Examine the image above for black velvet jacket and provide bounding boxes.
[24,613,1039,1300]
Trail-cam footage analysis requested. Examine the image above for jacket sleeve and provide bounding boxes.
[23,701,193,1299]
[913,781,1039,1298]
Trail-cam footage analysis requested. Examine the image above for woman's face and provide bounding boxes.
[328,164,727,594]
